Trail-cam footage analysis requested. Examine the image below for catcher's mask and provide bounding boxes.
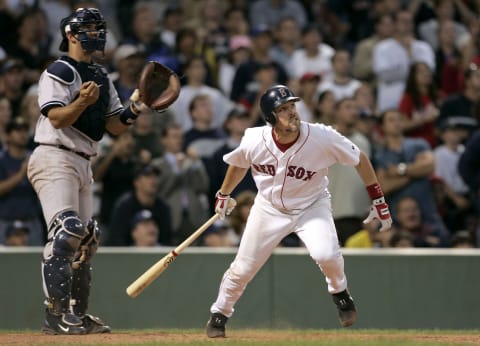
[260,85,300,125]
[59,7,106,53]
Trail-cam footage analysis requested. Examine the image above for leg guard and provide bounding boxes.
[70,219,110,333]
[71,218,100,316]
[42,211,86,315]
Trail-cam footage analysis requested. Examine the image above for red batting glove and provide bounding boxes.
[215,191,237,220]
[364,183,392,232]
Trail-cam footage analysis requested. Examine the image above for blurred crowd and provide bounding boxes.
[0,0,479,249]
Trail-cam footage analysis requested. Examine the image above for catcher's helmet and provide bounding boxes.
[260,85,300,125]
[59,8,106,52]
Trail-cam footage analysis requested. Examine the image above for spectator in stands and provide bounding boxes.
[218,35,252,98]
[202,218,238,247]
[131,110,163,164]
[434,118,473,233]
[0,96,12,150]
[459,16,480,70]
[373,10,435,112]
[435,19,464,96]
[344,219,393,248]
[294,73,321,123]
[207,105,256,211]
[239,62,278,126]
[388,230,414,248]
[374,109,450,239]
[159,4,184,50]
[270,16,302,74]
[289,24,335,81]
[399,61,441,148]
[174,28,217,87]
[3,220,29,246]
[318,49,361,101]
[106,164,172,246]
[314,90,336,125]
[355,111,382,156]
[183,94,227,163]
[230,24,288,102]
[112,44,145,105]
[171,56,235,132]
[418,0,468,51]
[450,230,476,248]
[438,63,480,137]
[189,0,225,56]
[353,14,395,86]
[394,196,449,247]
[152,123,210,245]
[121,1,173,68]
[5,7,51,84]
[223,6,249,38]
[328,98,372,245]
[17,84,39,150]
[249,0,307,30]
[0,59,28,117]
[92,131,136,227]
[458,129,480,246]
[0,117,44,245]
[130,209,161,247]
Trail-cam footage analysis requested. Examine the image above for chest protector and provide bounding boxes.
[61,56,110,141]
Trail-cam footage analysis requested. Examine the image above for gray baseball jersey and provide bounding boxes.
[28,56,123,227]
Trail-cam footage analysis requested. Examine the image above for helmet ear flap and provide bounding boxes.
[265,111,276,125]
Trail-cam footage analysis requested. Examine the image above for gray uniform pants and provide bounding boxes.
[27,145,93,231]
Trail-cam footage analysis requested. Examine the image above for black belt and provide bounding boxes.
[41,144,92,161]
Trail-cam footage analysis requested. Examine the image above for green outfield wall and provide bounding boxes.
[1,247,479,330]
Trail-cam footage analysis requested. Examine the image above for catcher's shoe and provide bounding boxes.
[81,314,111,334]
[43,311,86,335]
[206,312,228,338]
[332,289,357,327]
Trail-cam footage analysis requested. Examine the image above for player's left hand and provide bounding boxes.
[215,191,237,220]
[363,197,392,232]
[129,89,151,115]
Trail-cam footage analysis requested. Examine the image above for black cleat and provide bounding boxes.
[81,314,111,334]
[206,312,228,338]
[332,289,357,327]
[43,311,87,335]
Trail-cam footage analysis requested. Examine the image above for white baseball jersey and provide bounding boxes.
[223,121,361,211]
[36,58,123,156]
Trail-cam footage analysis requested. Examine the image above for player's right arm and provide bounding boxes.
[47,81,99,128]
[219,165,249,195]
[215,165,248,219]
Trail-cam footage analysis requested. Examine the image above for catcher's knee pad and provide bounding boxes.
[46,211,86,260]
[73,218,100,266]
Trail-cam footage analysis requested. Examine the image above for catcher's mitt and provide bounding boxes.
[137,61,180,111]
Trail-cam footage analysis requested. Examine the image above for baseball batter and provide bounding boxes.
[206,85,392,338]
[27,8,145,335]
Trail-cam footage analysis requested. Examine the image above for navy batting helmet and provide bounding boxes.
[59,8,106,52]
[260,85,300,125]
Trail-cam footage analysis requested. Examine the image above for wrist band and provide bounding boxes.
[119,105,138,125]
[366,182,384,200]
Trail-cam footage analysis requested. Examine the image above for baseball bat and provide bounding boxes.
[126,213,220,298]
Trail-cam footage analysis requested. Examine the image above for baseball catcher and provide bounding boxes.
[26,7,178,335]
